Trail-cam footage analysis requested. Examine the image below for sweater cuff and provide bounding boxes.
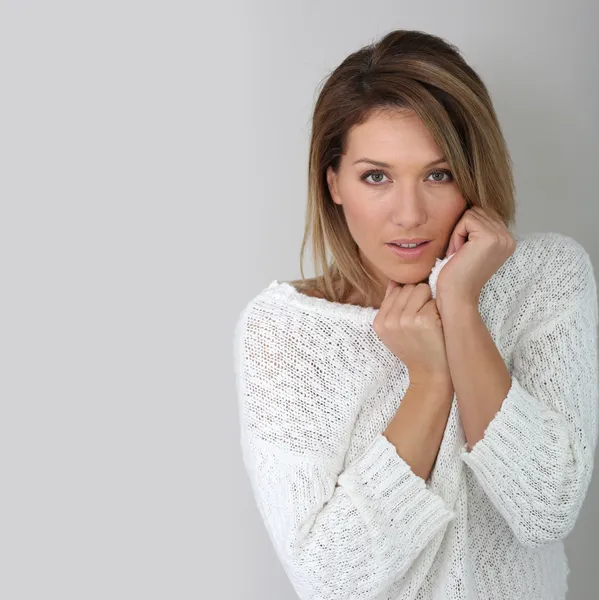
[339,433,456,546]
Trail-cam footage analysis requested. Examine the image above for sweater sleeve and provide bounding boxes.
[233,302,455,600]
[461,251,599,549]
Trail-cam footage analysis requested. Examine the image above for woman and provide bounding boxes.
[233,29,598,599]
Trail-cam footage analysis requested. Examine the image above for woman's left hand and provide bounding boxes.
[436,206,516,313]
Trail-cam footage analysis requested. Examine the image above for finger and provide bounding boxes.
[471,206,503,232]
[384,279,397,300]
[446,238,455,257]
[381,282,415,320]
[477,209,516,250]
[377,279,401,319]
[420,298,441,321]
[469,208,515,253]
[401,283,432,318]
[446,210,483,256]
[446,217,468,256]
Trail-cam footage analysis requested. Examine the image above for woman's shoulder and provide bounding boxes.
[513,231,590,263]
[233,279,348,387]
[233,278,327,347]
[492,231,596,333]
[237,278,328,320]
[507,231,593,292]
[233,276,377,361]
[284,277,326,298]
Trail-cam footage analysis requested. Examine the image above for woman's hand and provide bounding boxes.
[436,206,516,314]
[373,281,452,388]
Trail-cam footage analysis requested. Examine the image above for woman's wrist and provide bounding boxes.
[408,371,454,398]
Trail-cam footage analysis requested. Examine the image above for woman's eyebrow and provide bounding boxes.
[352,156,448,168]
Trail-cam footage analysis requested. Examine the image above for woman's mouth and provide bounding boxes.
[386,241,431,259]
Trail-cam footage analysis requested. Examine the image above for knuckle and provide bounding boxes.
[399,315,413,329]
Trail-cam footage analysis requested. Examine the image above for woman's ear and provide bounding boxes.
[326,166,342,205]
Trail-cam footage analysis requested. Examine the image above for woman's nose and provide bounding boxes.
[389,185,427,228]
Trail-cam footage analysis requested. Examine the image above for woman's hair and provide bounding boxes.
[289,29,516,307]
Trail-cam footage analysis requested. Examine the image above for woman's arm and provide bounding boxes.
[234,306,455,600]
[440,251,598,548]
[383,376,455,480]
[438,303,511,451]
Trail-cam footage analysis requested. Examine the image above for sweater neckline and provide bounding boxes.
[266,251,455,325]
[268,280,379,324]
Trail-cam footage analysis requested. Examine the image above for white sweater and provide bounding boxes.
[233,231,599,600]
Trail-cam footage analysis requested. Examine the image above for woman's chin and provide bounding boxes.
[382,271,431,287]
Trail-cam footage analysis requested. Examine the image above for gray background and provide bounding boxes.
[1,1,598,598]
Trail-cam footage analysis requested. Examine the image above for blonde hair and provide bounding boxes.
[289,29,516,308]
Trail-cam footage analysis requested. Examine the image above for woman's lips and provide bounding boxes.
[386,241,431,259]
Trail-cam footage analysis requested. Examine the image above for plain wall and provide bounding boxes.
[1,1,597,599]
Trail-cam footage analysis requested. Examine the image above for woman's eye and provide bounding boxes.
[361,170,389,185]
[427,169,453,184]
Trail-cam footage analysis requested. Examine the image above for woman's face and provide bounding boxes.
[326,108,468,291]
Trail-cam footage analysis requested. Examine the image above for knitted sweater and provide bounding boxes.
[233,231,599,600]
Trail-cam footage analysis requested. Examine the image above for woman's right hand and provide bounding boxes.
[372,279,452,387]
